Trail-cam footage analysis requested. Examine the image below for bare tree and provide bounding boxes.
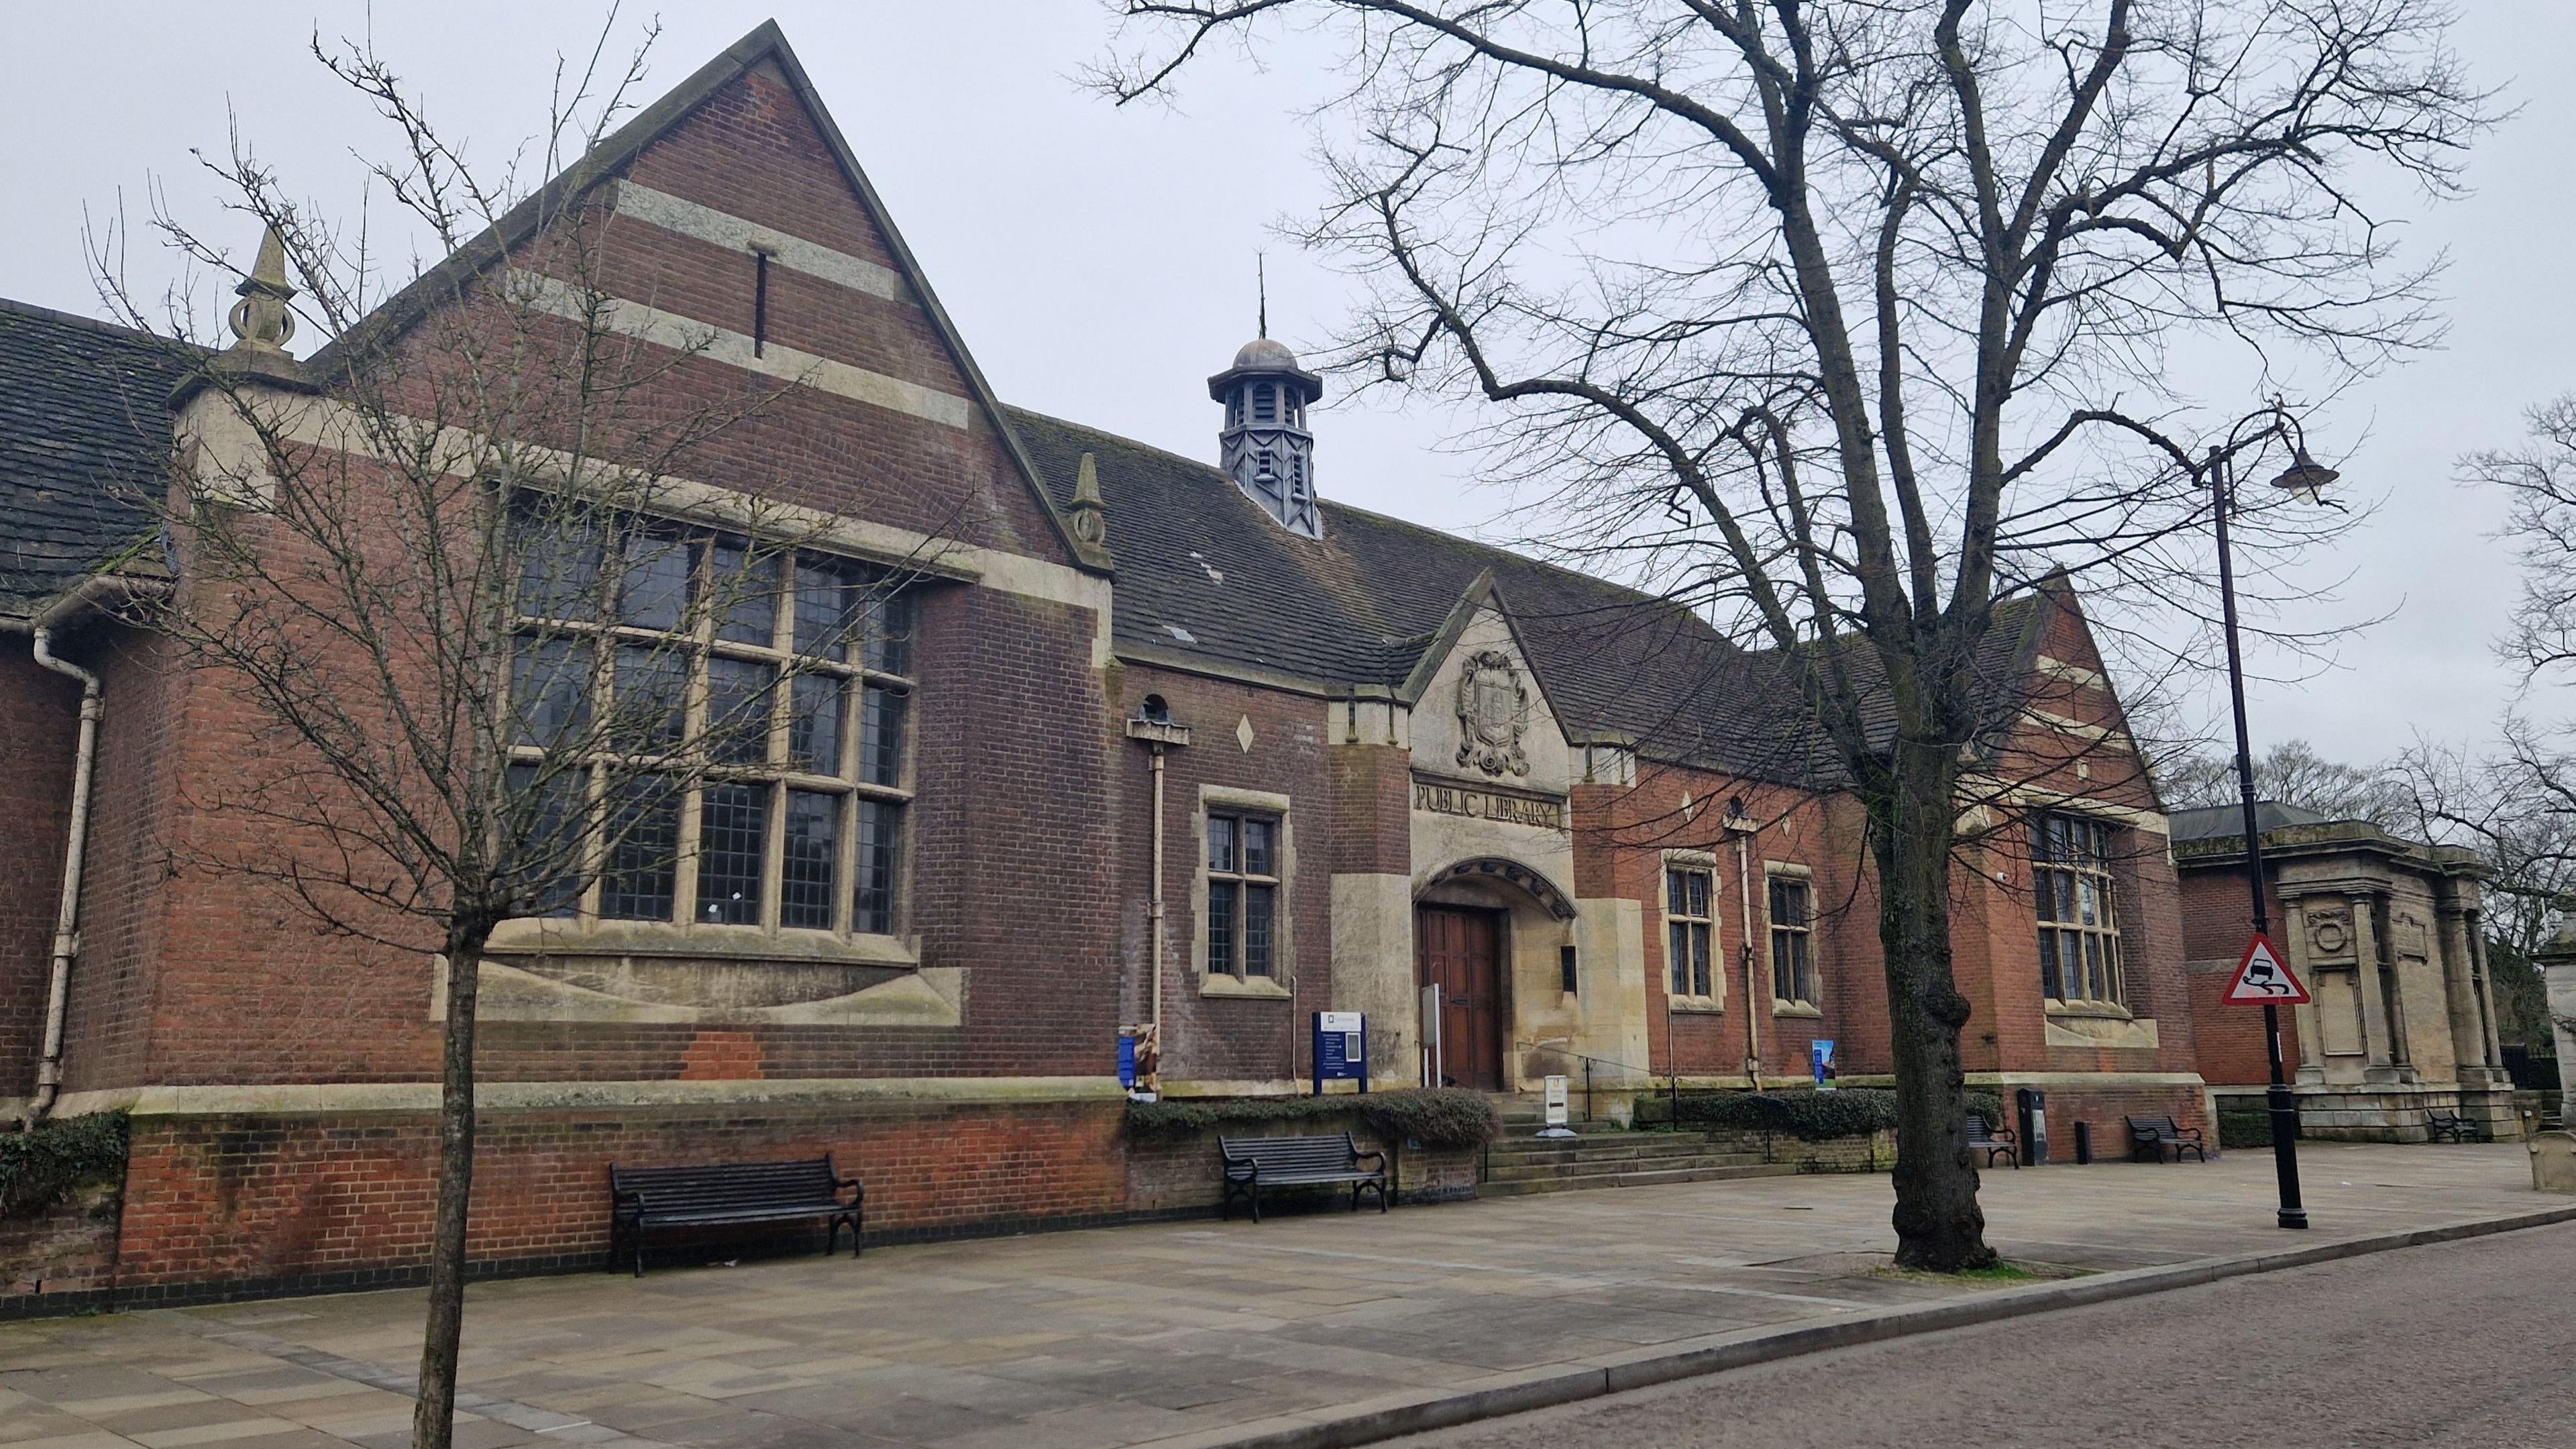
[2161,737,2404,823]
[1102,1,2487,1268]
[91,24,945,1448]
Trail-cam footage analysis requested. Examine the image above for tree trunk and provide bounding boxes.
[1872,737,1996,1272]
[412,919,487,1449]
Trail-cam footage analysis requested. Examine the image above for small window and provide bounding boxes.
[1769,876,1815,1005]
[2033,814,2123,1004]
[1208,810,1281,979]
[1665,865,1715,1000]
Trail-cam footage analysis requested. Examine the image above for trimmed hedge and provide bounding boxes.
[2217,1112,2273,1150]
[1663,1087,2007,1140]
[1124,1089,1500,1150]
[1,1111,130,1220]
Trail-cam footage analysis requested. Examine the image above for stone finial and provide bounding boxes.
[209,224,309,390]
[1067,451,1108,549]
[227,225,298,354]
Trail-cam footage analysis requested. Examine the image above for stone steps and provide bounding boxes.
[1477,1161,1795,1197]
[1477,1120,1796,1196]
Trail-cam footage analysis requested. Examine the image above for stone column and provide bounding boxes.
[2538,920,2576,1126]
[2436,894,2503,1087]
[2349,891,2402,1083]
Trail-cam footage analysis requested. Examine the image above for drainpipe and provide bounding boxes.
[1736,833,1760,1088]
[28,629,102,1124]
[1148,741,1167,1087]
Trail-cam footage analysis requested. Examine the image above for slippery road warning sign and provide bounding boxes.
[2224,934,2310,1005]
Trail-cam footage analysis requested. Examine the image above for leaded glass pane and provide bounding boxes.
[706,657,777,765]
[782,790,838,930]
[1690,922,1712,997]
[862,590,914,676]
[510,636,592,747]
[619,533,693,632]
[696,784,767,925]
[2039,931,2063,998]
[710,541,780,645]
[1245,883,1275,976]
[600,777,680,922]
[854,798,900,934]
[504,763,584,918]
[1669,921,1690,996]
[790,674,847,775]
[1666,869,1686,916]
[859,686,905,786]
[613,644,688,753]
[1244,818,1275,877]
[794,561,854,658]
[1208,815,1237,873]
[1208,880,1238,975]
[515,513,603,621]
[1686,871,1711,918]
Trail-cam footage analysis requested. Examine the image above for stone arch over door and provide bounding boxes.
[1414,857,1578,1091]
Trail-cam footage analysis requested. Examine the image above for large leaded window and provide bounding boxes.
[506,513,915,938]
[1666,865,1715,1001]
[2032,814,2122,1004]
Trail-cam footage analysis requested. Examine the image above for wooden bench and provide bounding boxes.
[1220,1133,1389,1222]
[2426,1108,2482,1143]
[609,1155,863,1277]
[1966,1113,2020,1169]
[2125,1114,2207,1164]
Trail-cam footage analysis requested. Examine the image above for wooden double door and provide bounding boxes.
[1416,906,1505,1091]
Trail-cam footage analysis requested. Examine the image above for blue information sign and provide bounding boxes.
[1811,1038,1838,1089]
[1312,1011,1368,1094]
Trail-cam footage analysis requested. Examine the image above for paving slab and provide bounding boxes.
[0,1143,2560,1449]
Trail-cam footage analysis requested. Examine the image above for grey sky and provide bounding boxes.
[4,3,2566,769]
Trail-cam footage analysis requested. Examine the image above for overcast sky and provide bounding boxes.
[5,3,2568,770]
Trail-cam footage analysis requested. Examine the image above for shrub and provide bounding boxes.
[0,1111,130,1220]
[1662,1088,2006,1141]
[1124,1089,1499,1150]
[2218,1112,2273,1150]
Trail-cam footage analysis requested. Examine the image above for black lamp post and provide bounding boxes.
[2208,431,2337,1231]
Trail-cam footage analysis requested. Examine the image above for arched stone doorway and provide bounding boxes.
[1415,857,1577,1091]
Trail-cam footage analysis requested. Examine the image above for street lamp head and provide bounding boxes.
[2269,448,2340,505]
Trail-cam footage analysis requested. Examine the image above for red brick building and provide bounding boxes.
[3,23,2216,1300]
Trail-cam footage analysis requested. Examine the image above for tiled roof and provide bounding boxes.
[2169,800,2337,843]
[0,299,200,621]
[1009,406,1849,782]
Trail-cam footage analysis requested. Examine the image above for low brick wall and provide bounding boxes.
[1,1177,123,1297]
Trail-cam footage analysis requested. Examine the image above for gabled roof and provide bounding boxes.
[1009,405,1834,781]
[0,299,201,623]
[291,21,1107,574]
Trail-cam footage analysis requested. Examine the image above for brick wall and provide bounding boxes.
[108,1098,1132,1290]
[0,648,80,1101]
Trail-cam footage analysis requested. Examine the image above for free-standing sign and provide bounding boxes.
[2224,933,2310,1005]
[1313,1011,1369,1093]
[1811,1038,1838,1089]
[1543,1075,1570,1126]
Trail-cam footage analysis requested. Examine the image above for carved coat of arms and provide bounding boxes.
[1454,650,1532,778]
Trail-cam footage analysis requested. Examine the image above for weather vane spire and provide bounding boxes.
[1257,253,1268,339]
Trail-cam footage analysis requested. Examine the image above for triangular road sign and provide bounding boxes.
[2224,933,2310,1005]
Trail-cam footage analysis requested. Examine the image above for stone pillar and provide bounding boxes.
[2538,920,2576,1127]
[2437,895,2504,1087]
[2349,891,2402,1083]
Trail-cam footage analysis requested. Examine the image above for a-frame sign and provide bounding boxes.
[2223,933,2310,1005]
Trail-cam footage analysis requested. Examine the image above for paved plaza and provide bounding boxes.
[0,1143,2557,1449]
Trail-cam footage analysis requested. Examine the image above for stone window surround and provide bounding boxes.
[1195,785,1296,1000]
[1660,848,1723,1013]
[1764,861,1821,1014]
